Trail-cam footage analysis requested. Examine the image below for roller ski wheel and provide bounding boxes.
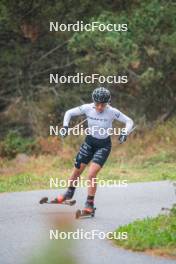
[75,208,96,219]
[39,196,76,206]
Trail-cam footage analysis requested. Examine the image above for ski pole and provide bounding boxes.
[127,125,137,136]
[59,118,87,139]
[69,118,87,132]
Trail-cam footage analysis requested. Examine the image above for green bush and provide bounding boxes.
[0,131,36,158]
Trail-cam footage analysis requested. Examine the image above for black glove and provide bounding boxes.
[119,133,127,144]
[59,126,69,138]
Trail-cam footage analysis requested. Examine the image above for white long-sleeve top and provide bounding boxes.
[63,103,134,139]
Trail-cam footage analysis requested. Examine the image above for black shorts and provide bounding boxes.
[75,135,112,168]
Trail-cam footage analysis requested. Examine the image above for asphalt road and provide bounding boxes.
[0,181,175,264]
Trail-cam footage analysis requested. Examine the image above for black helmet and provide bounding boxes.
[92,87,111,103]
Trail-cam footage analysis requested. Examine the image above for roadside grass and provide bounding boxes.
[0,149,175,192]
[0,119,176,192]
[0,155,73,192]
[113,209,176,259]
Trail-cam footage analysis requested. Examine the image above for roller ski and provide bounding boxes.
[75,202,96,219]
[39,188,76,206]
[39,196,76,206]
